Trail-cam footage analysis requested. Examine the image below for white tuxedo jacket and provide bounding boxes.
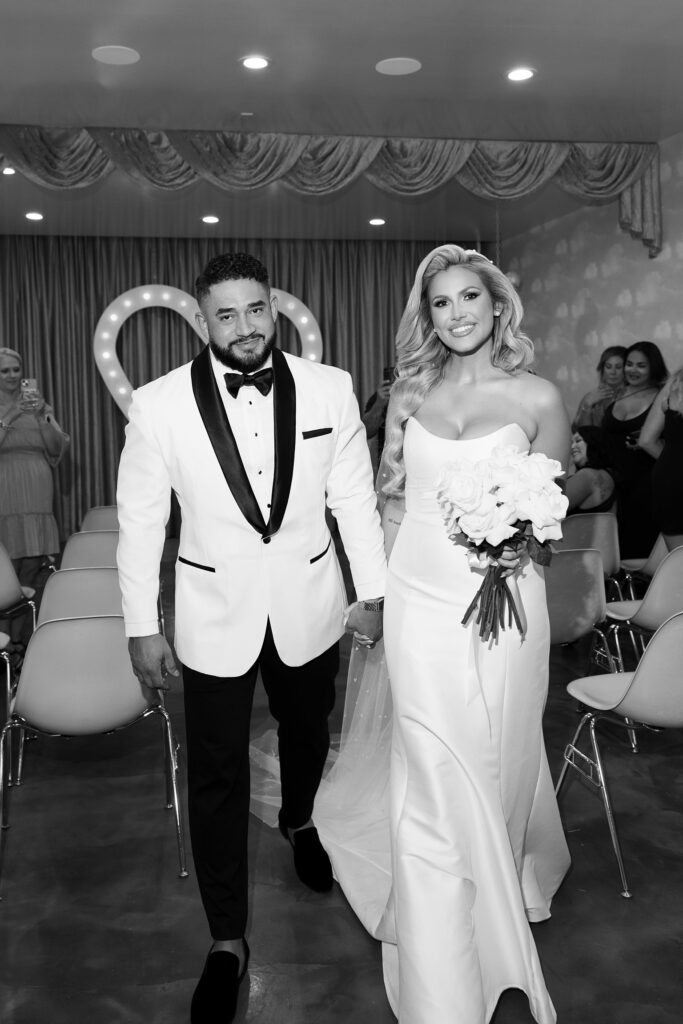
[116,347,386,676]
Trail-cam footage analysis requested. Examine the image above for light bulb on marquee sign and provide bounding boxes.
[93,285,324,417]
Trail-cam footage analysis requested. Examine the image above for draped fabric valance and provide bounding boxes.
[0,125,661,256]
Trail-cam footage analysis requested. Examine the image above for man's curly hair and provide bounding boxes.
[195,252,269,301]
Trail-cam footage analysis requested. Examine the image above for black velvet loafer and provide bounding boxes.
[190,938,250,1024]
[279,820,333,892]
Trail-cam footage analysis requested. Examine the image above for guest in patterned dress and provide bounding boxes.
[0,346,69,590]
[571,345,626,430]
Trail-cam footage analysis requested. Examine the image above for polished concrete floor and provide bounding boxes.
[1,562,682,1023]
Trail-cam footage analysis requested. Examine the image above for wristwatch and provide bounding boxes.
[358,597,384,612]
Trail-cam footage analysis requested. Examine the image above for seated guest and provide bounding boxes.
[572,345,626,429]
[638,364,683,552]
[601,341,668,558]
[565,427,616,513]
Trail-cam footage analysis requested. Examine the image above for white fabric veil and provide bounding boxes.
[248,452,395,936]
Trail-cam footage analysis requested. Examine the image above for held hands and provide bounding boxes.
[345,603,384,649]
[128,633,179,691]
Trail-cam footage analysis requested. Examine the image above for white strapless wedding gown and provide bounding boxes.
[313,419,570,1024]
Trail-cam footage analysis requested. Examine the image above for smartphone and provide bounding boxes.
[21,378,38,396]
[383,365,395,384]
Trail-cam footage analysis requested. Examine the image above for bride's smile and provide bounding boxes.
[428,264,500,356]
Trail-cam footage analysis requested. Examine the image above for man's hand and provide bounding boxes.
[128,633,179,691]
[345,604,383,648]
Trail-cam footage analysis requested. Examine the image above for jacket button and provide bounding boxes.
[263,536,271,544]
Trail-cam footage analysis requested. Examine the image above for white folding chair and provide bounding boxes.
[544,548,614,672]
[620,535,673,600]
[80,505,119,532]
[556,612,683,899]
[59,530,119,569]
[556,513,623,599]
[602,547,683,671]
[58,532,165,635]
[37,567,123,625]
[0,615,188,888]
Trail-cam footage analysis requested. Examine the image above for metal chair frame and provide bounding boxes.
[556,712,635,898]
[556,611,683,899]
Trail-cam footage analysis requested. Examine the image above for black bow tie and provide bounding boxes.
[224,367,274,398]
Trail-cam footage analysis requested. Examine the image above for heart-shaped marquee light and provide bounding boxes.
[94,285,324,417]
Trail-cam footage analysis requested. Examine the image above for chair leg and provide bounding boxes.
[609,625,626,673]
[0,723,10,831]
[15,729,26,785]
[0,722,18,894]
[156,705,189,879]
[555,712,592,796]
[623,573,636,601]
[624,717,639,754]
[591,627,616,674]
[589,718,632,898]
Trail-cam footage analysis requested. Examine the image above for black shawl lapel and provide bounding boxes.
[266,347,296,538]
[191,346,266,534]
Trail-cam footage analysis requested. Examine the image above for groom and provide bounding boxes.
[116,251,387,1024]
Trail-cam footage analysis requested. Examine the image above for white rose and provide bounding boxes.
[439,459,487,515]
[518,452,564,488]
[457,493,500,544]
[516,488,568,541]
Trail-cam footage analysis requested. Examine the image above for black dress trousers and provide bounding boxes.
[182,620,338,939]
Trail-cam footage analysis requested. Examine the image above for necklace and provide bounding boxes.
[620,384,657,398]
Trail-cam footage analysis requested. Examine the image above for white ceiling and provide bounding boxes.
[1,0,681,242]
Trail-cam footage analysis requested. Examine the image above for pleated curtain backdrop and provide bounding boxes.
[0,234,454,539]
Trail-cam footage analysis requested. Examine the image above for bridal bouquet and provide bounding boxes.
[436,445,568,642]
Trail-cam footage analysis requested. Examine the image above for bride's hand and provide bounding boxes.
[494,540,527,577]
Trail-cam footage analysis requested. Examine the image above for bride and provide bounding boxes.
[253,244,571,1023]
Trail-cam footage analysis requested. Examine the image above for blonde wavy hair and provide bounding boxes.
[382,244,534,497]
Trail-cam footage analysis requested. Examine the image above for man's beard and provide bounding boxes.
[209,328,277,372]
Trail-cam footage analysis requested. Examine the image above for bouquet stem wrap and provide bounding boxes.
[462,564,524,642]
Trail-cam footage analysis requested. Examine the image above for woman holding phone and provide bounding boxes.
[0,347,69,599]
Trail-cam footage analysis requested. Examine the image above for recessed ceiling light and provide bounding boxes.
[92,45,141,65]
[241,55,269,70]
[2,167,15,176]
[202,215,219,224]
[369,218,386,226]
[507,66,535,82]
[25,211,43,221]
[375,57,422,76]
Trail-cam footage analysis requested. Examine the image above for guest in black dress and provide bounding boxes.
[639,365,683,552]
[565,426,616,514]
[601,341,668,558]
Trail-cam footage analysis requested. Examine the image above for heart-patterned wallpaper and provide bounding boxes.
[502,129,683,422]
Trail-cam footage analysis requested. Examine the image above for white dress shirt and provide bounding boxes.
[210,350,275,522]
